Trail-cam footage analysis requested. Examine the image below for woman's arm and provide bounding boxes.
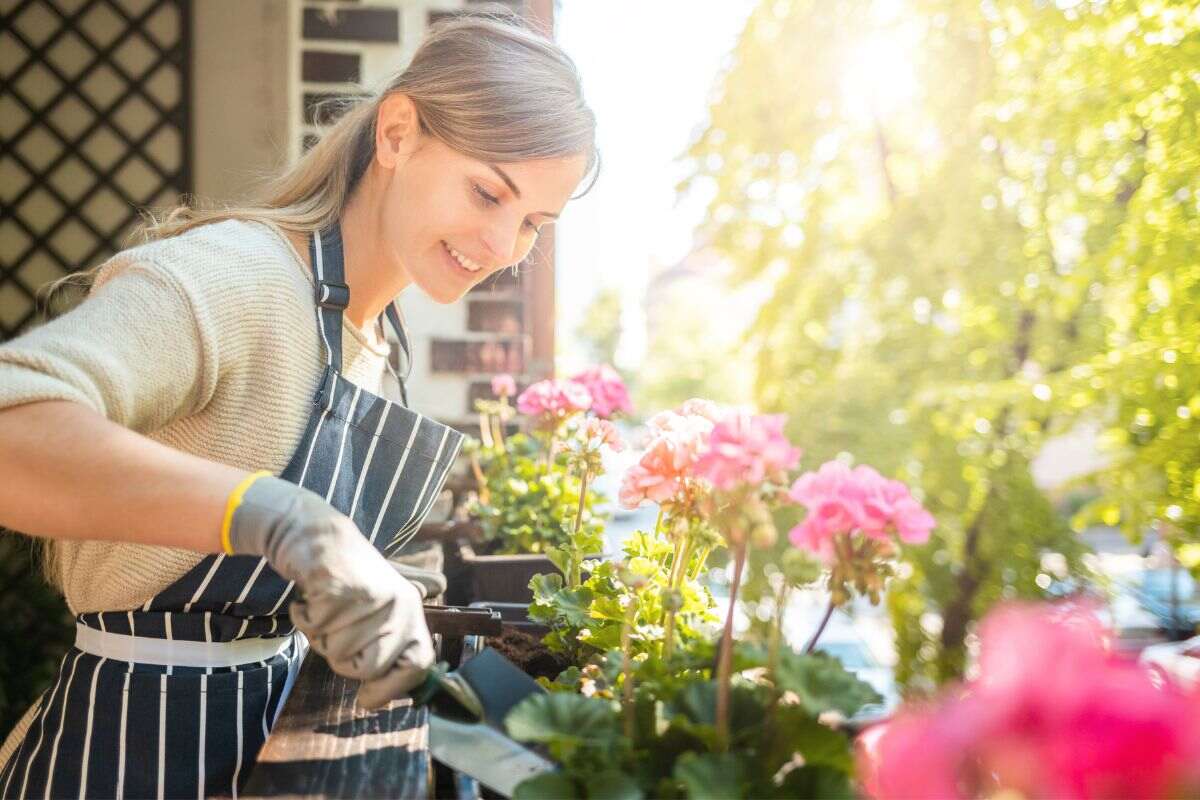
[0,399,243,553]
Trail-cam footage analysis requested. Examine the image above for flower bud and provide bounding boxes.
[751,520,778,548]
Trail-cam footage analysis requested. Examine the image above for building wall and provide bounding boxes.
[191,0,291,203]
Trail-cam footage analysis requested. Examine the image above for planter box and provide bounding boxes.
[447,537,605,605]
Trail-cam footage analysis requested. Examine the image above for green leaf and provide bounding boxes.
[668,681,764,741]
[530,571,564,595]
[513,772,580,800]
[774,651,882,717]
[673,752,745,800]
[775,765,855,800]
[505,692,620,750]
[766,704,854,774]
[589,770,644,800]
[545,546,571,577]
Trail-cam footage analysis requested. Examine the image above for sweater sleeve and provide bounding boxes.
[0,258,218,434]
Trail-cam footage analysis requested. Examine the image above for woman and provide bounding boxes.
[0,10,596,798]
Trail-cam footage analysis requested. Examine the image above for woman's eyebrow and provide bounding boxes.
[486,163,560,219]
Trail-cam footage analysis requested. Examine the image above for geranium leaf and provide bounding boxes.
[673,752,745,800]
[590,770,644,800]
[775,651,882,717]
[505,692,620,752]
[512,772,580,800]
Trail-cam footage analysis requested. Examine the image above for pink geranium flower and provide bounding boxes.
[569,365,633,419]
[786,461,933,558]
[692,412,801,492]
[621,399,729,510]
[516,378,592,421]
[491,373,517,398]
[578,416,624,453]
[619,436,687,508]
[861,603,1200,800]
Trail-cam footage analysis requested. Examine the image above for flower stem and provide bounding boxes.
[715,538,748,752]
[490,415,505,451]
[478,412,493,448]
[570,467,591,588]
[688,545,714,581]
[803,595,836,655]
[621,598,637,740]
[469,453,489,505]
[664,530,698,660]
[767,584,789,687]
[763,583,790,743]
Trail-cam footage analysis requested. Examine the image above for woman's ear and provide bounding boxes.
[375,93,419,169]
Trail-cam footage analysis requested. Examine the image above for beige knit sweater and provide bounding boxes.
[0,218,397,614]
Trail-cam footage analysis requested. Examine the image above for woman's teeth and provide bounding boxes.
[445,243,484,272]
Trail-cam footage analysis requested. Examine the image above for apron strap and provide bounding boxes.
[384,300,412,407]
[310,225,349,373]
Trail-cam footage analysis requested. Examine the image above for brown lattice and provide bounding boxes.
[0,0,191,338]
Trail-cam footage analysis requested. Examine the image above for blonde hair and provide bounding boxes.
[35,6,596,587]
[43,6,598,309]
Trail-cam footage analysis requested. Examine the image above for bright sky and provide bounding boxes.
[553,0,759,373]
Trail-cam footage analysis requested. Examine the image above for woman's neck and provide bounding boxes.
[339,176,408,329]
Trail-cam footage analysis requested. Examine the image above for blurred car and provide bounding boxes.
[1138,635,1200,690]
[1122,568,1200,640]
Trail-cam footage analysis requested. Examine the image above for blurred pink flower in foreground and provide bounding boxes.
[569,364,633,419]
[692,411,801,492]
[491,373,517,398]
[516,378,592,421]
[787,461,934,559]
[620,399,723,509]
[860,603,1200,800]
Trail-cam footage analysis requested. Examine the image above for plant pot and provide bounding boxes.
[462,601,573,684]
[446,536,606,605]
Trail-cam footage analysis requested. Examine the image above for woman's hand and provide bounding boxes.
[227,475,434,708]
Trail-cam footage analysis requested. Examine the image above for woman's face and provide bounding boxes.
[372,100,589,304]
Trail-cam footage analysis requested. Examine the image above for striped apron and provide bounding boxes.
[0,223,464,799]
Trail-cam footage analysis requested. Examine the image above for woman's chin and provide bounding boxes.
[415,275,470,305]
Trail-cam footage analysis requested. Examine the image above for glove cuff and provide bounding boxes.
[220,470,274,555]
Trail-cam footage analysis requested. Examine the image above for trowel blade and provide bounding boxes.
[429,714,557,798]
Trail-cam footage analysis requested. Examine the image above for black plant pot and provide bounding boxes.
[444,535,606,606]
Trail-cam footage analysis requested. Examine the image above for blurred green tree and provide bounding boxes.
[676,0,1199,688]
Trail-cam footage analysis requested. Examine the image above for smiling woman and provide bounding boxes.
[0,7,597,799]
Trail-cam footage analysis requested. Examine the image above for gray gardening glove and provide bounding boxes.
[226,475,435,708]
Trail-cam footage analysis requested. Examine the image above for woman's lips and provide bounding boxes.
[441,241,487,279]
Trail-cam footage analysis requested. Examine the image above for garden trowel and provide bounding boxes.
[415,647,558,797]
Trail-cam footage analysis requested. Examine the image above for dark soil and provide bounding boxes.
[484,625,571,681]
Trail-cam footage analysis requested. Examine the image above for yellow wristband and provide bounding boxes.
[220,471,272,555]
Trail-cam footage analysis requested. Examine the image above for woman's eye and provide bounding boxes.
[473,184,499,206]
[475,183,540,235]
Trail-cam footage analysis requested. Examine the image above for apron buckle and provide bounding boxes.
[316,281,350,310]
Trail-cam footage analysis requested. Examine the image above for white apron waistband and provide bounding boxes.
[74,622,297,668]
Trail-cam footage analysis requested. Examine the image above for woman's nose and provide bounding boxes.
[480,216,523,267]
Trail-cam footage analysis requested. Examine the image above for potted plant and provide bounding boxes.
[427,398,931,796]
[448,367,632,605]
[453,399,937,798]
